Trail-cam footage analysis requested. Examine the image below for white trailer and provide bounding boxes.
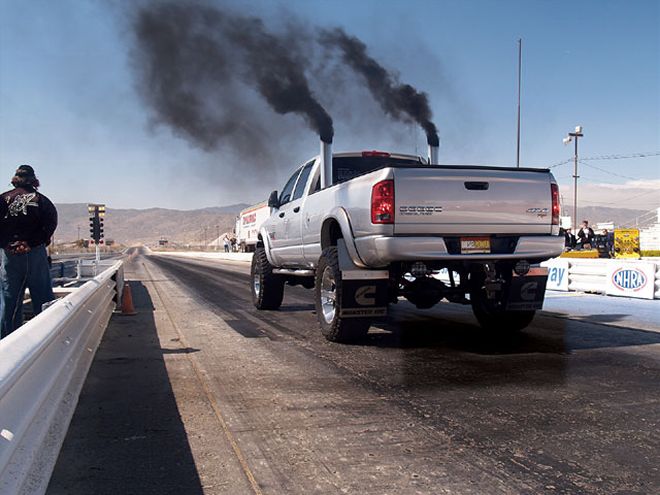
[236,202,270,252]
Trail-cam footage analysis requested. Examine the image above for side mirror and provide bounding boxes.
[267,190,279,209]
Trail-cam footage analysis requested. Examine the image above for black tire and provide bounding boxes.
[470,287,536,333]
[251,247,284,310]
[314,247,370,343]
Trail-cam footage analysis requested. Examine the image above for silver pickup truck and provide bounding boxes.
[252,144,563,342]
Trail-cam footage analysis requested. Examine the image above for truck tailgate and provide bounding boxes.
[393,167,554,235]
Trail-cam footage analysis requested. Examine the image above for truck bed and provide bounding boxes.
[393,166,554,235]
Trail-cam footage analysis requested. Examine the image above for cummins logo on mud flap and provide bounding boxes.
[611,268,647,291]
[520,282,538,301]
[355,285,376,306]
[340,279,388,318]
[506,275,547,311]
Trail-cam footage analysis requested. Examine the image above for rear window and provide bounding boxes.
[333,156,421,184]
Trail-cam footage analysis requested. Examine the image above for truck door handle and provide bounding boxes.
[293,206,300,213]
[465,181,489,190]
[279,212,285,218]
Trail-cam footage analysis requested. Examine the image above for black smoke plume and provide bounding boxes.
[320,27,439,147]
[133,2,333,150]
[131,1,440,165]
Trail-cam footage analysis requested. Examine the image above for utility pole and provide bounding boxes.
[516,38,522,168]
[563,126,584,230]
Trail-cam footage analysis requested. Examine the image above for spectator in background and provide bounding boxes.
[563,228,576,250]
[576,220,595,250]
[602,229,614,257]
[0,165,58,338]
[223,235,230,253]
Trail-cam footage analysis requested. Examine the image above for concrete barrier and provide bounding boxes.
[542,258,660,300]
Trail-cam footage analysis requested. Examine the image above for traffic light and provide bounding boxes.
[87,204,106,245]
[89,217,100,243]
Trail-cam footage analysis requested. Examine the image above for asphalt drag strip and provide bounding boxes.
[50,254,660,494]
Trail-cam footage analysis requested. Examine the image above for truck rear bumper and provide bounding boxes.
[354,235,564,267]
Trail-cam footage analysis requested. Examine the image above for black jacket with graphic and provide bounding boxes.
[576,226,595,245]
[0,186,58,249]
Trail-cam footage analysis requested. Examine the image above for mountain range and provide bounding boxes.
[54,203,249,246]
[53,203,651,246]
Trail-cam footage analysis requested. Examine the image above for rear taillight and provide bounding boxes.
[371,180,394,224]
[362,150,390,158]
[551,183,560,225]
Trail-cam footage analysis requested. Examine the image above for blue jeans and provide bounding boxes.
[0,244,55,338]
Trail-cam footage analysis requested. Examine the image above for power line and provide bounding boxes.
[621,189,660,201]
[550,151,660,169]
[576,176,628,184]
[549,159,572,169]
[579,161,641,181]
[581,151,660,161]
[619,207,660,227]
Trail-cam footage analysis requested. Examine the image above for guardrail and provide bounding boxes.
[542,257,660,299]
[0,260,123,495]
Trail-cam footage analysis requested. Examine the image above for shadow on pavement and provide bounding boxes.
[356,304,660,388]
[368,305,660,354]
[573,313,630,323]
[162,347,200,355]
[47,281,204,495]
[278,303,316,313]
[367,308,569,355]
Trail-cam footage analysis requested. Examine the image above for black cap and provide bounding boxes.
[15,164,36,177]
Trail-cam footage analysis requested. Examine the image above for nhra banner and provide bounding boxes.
[605,262,656,300]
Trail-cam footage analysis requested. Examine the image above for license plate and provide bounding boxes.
[460,237,491,254]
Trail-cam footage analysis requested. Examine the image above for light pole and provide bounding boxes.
[516,38,522,168]
[563,126,584,230]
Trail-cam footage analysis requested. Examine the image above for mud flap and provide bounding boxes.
[505,267,549,311]
[337,240,388,318]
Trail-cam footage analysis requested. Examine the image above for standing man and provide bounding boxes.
[576,220,595,250]
[0,165,58,338]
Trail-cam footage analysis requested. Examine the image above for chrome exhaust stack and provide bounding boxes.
[320,138,333,189]
[426,130,440,165]
[428,144,439,165]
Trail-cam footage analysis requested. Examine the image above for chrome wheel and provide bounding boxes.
[320,266,337,324]
[253,270,261,298]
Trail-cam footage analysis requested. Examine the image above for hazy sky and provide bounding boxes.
[1,0,658,211]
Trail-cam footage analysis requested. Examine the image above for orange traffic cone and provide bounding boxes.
[120,281,137,316]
